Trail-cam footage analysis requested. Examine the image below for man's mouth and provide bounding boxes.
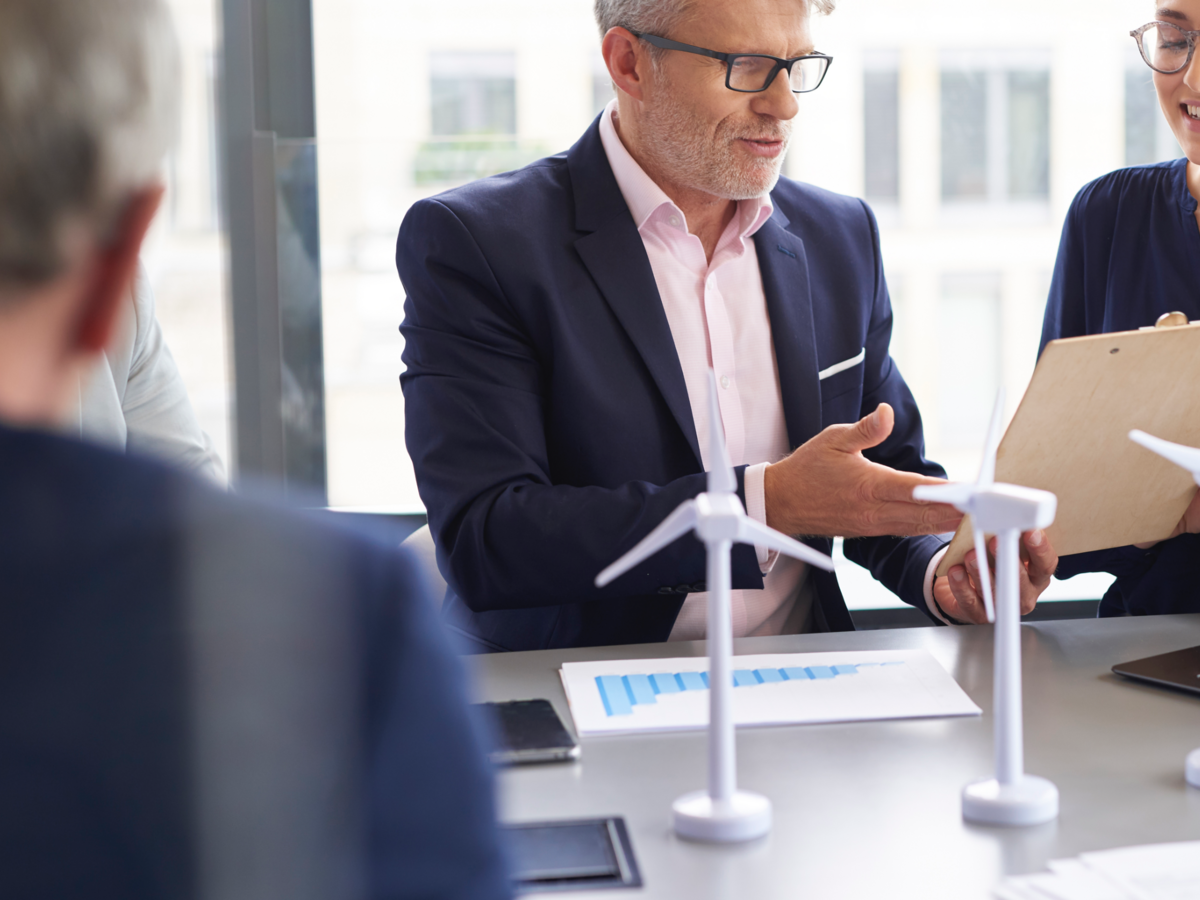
[737,136,787,157]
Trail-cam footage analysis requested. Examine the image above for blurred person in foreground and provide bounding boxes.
[0,1,510,897]
[397,0,1058,649]
[1040,1,1200,616]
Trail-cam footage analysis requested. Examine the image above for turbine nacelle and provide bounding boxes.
[693,492,748,543]
[914,483,1056,534]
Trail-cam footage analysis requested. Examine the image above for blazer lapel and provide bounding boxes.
[568,123,701,466]
[754,211,823,450]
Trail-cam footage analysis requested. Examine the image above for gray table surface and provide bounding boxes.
[468,615,1200,899]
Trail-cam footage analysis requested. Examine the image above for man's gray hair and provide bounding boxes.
[594,0,836,37]
[0,0,180,287]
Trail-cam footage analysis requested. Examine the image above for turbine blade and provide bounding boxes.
[972,518,995,624]
[977,388,1006,487]
[706,369,736,494]
[1130,430,1200,477]
[595,500,699,587]
[734,517,836,572]
[913,483,976,509]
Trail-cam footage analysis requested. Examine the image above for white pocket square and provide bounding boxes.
[818,348,866,381]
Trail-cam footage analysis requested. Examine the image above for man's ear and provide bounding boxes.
[73,184,164,354]
[602,27,650,102]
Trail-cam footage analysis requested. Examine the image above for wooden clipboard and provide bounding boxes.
[937,322,1200,576]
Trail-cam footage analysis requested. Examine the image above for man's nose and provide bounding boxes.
[752,65,800,120]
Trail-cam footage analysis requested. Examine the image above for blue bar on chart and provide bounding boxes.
[595,661,888,716]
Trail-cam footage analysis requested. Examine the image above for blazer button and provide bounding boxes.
[675,584,692,595]
[691,582,707,593]
[658,587,676,595]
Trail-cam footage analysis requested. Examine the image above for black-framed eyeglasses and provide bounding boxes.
[629,31,833,93]
[1132,20,1200,74]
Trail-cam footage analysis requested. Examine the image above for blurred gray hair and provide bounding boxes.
[0,0,180,287]
[594,0,836,37]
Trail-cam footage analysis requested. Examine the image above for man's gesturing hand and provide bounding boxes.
[763,403,964,538]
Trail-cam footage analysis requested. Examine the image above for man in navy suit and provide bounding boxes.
[398,0,1060,651]
[0,1,510,897]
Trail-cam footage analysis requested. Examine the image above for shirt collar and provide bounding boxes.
[598,100,775,240]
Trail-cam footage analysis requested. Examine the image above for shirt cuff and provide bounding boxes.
[923,546,951,624]
[744,462,777,574]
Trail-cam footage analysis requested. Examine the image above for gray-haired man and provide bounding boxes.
[0,2,510,897]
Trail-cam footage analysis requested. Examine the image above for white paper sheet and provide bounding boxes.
[559,648,980,736]
[994,843,1200,900]
[1080,842,1200,900]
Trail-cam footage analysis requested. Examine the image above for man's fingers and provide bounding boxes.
[948,565,987,624]
[1022,529,1057,586]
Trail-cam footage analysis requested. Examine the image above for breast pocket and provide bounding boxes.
[818,348,865,419]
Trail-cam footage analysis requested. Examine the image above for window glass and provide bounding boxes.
[1007,71,1049,198]
[1125,69,1159,166]
[864,68,900,201]
[1125,66,1183,165]
[941,71,989,199]
[937,275,1001,449]
[430,52,517,136]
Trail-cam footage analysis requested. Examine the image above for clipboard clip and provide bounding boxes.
[1154,311,1191,328]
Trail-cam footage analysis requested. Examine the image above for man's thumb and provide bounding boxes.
[844,403,894,452]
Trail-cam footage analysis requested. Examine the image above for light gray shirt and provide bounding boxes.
[71,266,225,483]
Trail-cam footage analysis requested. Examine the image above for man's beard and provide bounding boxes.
[639,82,793,201]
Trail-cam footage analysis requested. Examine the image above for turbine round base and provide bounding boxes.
[962,776,1058,826]
[1187,748,1200,788]
[672,790,772,843]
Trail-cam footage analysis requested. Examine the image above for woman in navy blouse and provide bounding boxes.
[1042,3,1200,615]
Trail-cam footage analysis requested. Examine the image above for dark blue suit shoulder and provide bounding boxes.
[418,153,573,223]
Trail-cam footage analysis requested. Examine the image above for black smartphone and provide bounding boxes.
[478,699,580,766]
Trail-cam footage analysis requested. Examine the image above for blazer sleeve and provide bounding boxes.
[397,198,762,614]
[841,201,948,611]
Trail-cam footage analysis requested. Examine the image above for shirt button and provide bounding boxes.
[669,215,681,228]
[720,375,731,389]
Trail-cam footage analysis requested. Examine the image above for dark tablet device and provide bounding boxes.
[479,699,580,766]
[504,817,642,893]
[1112,644,1200,696]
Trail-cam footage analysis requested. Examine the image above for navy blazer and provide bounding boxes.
[0,424,510,900]
[398,119,946,653]
[1041,158,1200,616]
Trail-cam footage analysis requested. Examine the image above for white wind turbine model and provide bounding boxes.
[1128,429,1200,789]
[913,391,1060,826]
[595,370,836,843]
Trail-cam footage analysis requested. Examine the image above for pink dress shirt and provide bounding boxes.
[599,102,812,641]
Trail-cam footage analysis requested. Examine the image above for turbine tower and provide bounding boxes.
[913,392,1060,826]
[596,370,835,842]
[1128,429,1200,789]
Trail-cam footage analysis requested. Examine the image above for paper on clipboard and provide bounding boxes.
[937,322,1200,576]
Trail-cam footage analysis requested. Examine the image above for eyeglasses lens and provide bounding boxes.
[728,55,828,92]
[728,55,777,91]
[789,57,828,92]
[1141,22,1191,73]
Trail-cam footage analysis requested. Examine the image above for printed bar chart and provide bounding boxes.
[561,650,981,736]
[596,663,905,717]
